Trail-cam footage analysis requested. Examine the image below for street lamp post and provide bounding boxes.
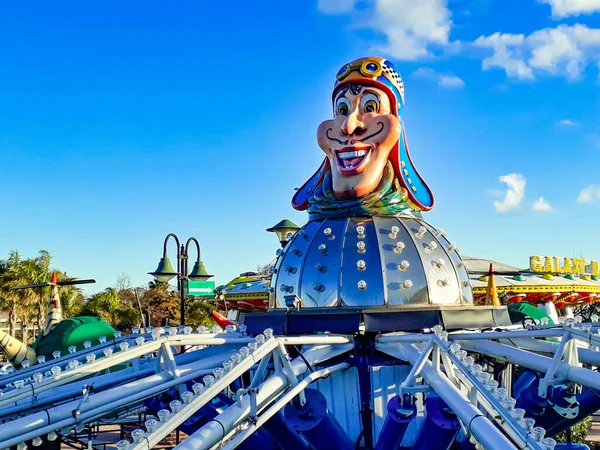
[149,233,213,326]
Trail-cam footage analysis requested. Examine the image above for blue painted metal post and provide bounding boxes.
[374,395,416,450]
[412,394,461,450]
[284,388,354,450]
[263,411,311,450]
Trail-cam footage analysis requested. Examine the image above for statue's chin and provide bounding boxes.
[332,178,380,199]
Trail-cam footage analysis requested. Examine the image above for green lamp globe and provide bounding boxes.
[188,260,213,281]
[149,256,179,283]
[266,219,301,247]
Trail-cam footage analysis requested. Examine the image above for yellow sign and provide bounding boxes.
[529,256,599,277]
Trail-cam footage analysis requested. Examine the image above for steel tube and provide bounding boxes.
[277,335,353,345]
[376,342,518,450]
[0,350,234,446]
[221,363,349,449]
[374,396,416,450]
[1,365,154,418]
[449,329,563,341]
[175,343,353,450]
[0,334,253,409]
[511,338,600,367]
[459,339,600,391]
[128,338,280,450]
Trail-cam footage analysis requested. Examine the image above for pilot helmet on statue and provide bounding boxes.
[292,56,434,220]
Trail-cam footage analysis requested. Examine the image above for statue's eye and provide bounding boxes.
[335,98,350,116]
[361,94,379,114]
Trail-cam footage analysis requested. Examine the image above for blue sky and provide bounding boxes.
[0,0,599,294]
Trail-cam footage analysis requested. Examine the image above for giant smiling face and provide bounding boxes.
[316,83,400,199]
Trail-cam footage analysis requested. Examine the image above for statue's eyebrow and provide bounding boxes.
[334,87,349,102]
[362,89,380,99]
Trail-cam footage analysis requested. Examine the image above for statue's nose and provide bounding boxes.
[341,109,366,136]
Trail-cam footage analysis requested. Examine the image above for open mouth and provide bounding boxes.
[335,146,372,175]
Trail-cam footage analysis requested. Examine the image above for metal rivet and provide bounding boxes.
[415,226,427,239]
[284,266,297,274]
[292,248,303,256]
[276,249,284,256]
[356,225,365,238]
[357,241,366,253]
[426,241,438,253]
[323,228,332,237]
[402,280,413,290]
[437,279,450,287]
[313,283,325,292]
[432,259,444,270]
[434,229,446,238]
[390,226,400,239]
[315,263,327,273]
[279,284,294,293]
[357,260,366,271]
[394,242,405,253]
[318,244,327,253]
[447,244,459,253]
[398,260,410,271]
[462,281,470,287]
[358,280,367,290]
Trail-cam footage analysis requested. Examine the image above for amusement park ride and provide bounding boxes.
[2,56,600,450]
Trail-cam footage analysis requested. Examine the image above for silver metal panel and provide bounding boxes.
[403,218,462,304]
[273,220,323,308]
[374,216,429,306]
[273,215,474,308]
[422,222,474,304]
[298,218,347,307]
[312,367,362,443]
[340,218,385,307]
[370,364,425,446]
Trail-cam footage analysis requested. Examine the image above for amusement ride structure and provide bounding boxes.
[1,56,600,450]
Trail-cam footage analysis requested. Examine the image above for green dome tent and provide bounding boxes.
[34,316,116,359]
[507,303,554,326]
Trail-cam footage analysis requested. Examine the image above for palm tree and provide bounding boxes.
[81,288,139,330]
[0,250,54,340]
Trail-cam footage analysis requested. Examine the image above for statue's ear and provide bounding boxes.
[389,123,434,211]
[292,158,330,211]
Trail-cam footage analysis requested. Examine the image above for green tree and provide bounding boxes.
[81,288,139,331]
[139,282,180,327]
[555,417,591,444]
[0,250,52,340]
[186,300,216,329]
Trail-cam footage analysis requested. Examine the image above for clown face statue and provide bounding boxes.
[293,57,434,219]
[271,57,473,310]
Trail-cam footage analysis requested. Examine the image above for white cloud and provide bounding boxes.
[439,74,466,87]
[577,184,600,202]
[369,0,452,60]
[558,119,579,126]
[474,33,534,79]
[317,0,357,14]
[532,197,554,212]
[493,174,526,213]
[412,68,465,88]
[539,0,600,18]
[318,0,454,60]
[475,24,600,80]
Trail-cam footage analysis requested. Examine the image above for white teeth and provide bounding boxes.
[338,149,368,160]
